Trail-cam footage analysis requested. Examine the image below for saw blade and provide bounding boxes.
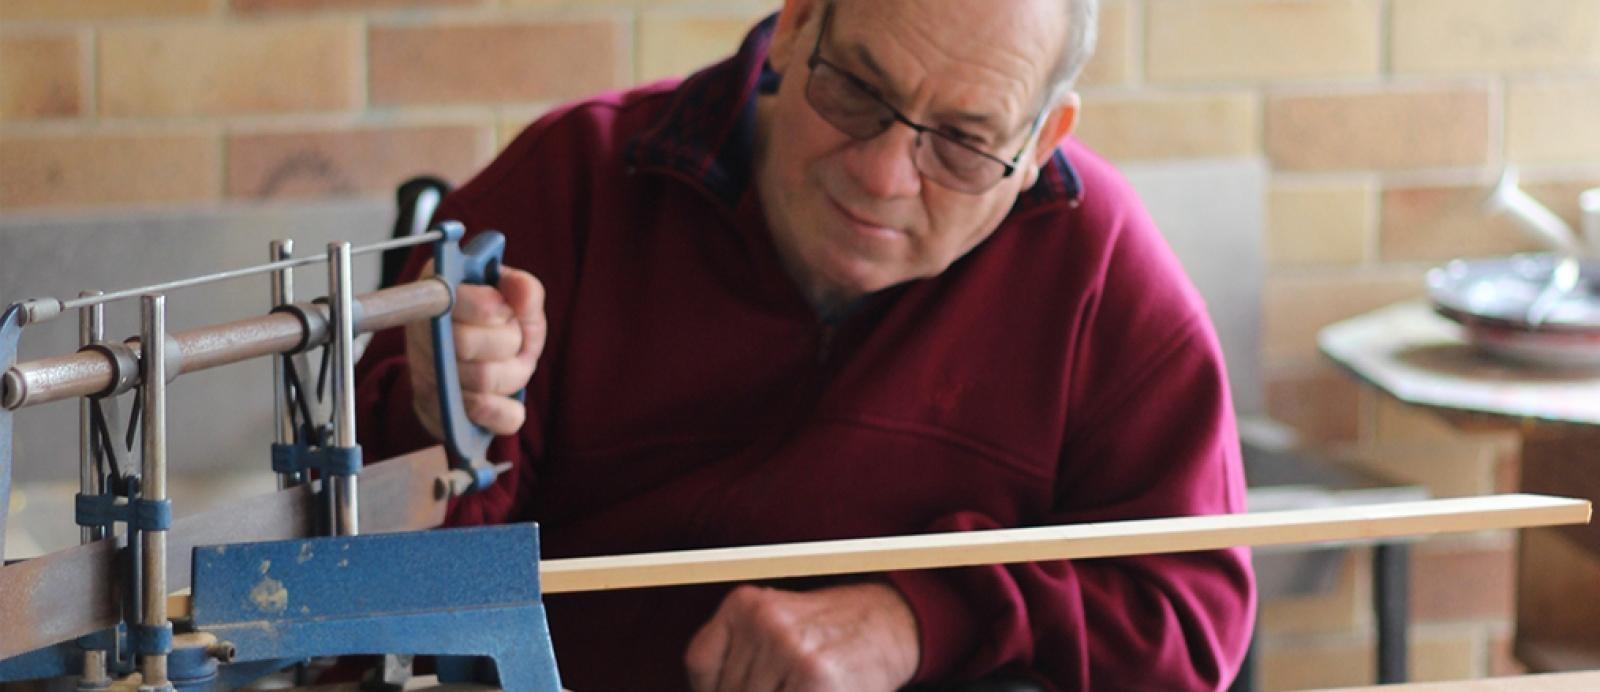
[0,445,449,660]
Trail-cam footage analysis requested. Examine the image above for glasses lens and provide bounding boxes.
[925,136,1005,190]
[806,61,894,140]
[806,58,1014,194]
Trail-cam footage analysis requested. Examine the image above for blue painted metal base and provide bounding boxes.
[1,523,562,690]
[190,522,561,691]
[0,640,78,681]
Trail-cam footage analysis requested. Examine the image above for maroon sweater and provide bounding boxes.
[356,18,1254,692]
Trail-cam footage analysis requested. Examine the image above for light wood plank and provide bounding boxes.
[540,494,1590,594]
[1312,669,1600,691]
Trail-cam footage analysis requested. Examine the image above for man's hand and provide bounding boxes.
[404,262,546,439]
[685,583,920,692]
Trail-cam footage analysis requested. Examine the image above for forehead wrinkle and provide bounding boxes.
[832,0,1054,134]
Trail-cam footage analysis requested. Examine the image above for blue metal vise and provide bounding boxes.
[189,523,561,691]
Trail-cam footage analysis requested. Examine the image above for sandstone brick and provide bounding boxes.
[1260,626,1482,689]
[1147,0,1380,83]
[1266,87,1490,171]
[1261,636,1374,690]
[637,13,761,84]
[226,125,491,201]
[1410,626,1485,682]
[1380,185,1542,262]
[1411,543,1516,623]
[1489,630,1528,677]
[1521,178,1600,238]
[0,0,214,21]
[1268,181,1372,267]
[0,132,219,209]
[504,0,776,7]
[370,21,627,106]
[1379,176,1600,262]
[1368,395,1521,486]
[1262,269,1425,364]
[1344,440,1501,499]
[0,33,82,120]
[230,0,481,12]
[1371,395,1460,444]
[497,108,555,151]
[1265,365,1364,443]
[98,21,360,117]
[1259,549,1367,635]
[1076,0,1132,88]
[1494,454,1521,494]
[1392,0,1600,74]
[1075,92,1258,162]
[1507,80,1600,165]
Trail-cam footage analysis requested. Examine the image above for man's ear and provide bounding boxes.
[768,0,821,76]
[1018,92,1080,189]
[1032,91,1081,168]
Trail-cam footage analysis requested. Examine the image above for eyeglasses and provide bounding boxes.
[804,3,1047,194]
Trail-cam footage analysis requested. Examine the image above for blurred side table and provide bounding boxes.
[1319,301,1600,672]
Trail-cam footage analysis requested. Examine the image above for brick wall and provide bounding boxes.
[4,0,1599,688]
[0,0,777,208]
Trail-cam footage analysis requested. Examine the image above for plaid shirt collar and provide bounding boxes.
[623,14,1084,214]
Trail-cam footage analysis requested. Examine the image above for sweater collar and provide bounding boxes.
[623,14,1084,213]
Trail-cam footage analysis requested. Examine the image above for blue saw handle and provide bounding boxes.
[430,221,524,495]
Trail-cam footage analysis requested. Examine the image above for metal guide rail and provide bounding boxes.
[0,222,563,691]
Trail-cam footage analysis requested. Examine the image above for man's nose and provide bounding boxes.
[841,123,922,200]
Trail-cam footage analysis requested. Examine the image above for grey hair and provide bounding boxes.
[1048,0,1100,104]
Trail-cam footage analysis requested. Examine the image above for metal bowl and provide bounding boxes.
[1427,253,1600,367]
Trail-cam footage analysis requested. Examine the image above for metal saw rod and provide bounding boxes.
[2,279,450,410]
[11,231,444,327]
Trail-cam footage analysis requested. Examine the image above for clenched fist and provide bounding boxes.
[685,583,920,692]
[405,261,546,439]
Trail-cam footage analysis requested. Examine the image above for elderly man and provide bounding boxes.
[355,0,1255,689]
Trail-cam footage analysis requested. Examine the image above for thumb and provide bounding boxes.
[496,267,545,322]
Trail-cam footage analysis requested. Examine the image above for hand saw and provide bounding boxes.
[0,445,449,660]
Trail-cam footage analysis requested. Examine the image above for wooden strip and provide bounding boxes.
[1312,669,1600,691]
[0,446,448,659]
[539,494,1591,594]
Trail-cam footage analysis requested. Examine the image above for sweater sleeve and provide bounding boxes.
[884,312,1255,690]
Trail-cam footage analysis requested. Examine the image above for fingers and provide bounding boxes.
[457,358,531,397]
[496,267,548,362]
[452,322,523,362]
[496,267,546,323]
[688,586,796,692]
[453,284,514,325]
[463,390,526,436]
[685,607,732,692]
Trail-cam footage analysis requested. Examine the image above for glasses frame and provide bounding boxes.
[803,3,1048,193]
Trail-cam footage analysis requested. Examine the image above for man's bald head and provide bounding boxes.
[826,0,1100,108]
